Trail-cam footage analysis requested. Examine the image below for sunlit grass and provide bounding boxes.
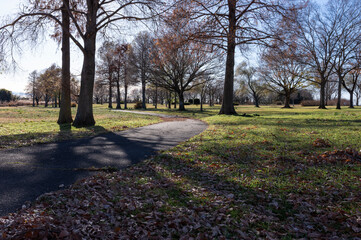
[0,104,160,149]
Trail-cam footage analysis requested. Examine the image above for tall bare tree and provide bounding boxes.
[188,0,300,114]
[130,31,154,109]
[1,0,165,127]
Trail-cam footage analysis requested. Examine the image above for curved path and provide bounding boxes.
[0,112,207,216]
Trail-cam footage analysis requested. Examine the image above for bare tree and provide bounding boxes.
[236,62,266,108]
[296,2,339,109]
[1,0,165,127]
[130,31,154,109]
[150,6,219,111]
[327,0,361,109]
[187,0,301,114]
[25,70,39,107]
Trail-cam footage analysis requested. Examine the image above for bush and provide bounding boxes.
[184,102,190,105]
[301,100,319,106]
[193,98,200,105]
[188,99,194,104]
[0,100,32,107]
[71,102,77,108]
[233,102,240,106]
[134,102,142,109]
[327,99,350,106]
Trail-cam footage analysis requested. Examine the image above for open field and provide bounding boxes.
[0,104,161,149]
[1,105,360,239]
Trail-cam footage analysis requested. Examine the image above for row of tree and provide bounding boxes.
[0,0,301,126]
[241,0,361,109]
[25,64,79,107]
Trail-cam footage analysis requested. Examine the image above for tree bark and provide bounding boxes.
[283,91,291,108]
[58,0,73,124]
[349,90,354,108]
[336,74,342,110]
[108,77,113,109]
[219,0,237,115]
[141,70,146,109]
[155,84,158,109]
[178,91,185,111]
[168,91,171,109]
[319,79,327,109]
[124,85,128,109]
[116,78,121,109]
[73,0,98,127]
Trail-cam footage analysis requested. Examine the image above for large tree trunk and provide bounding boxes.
[319,79,327,109]
[58,0,73,124]
[336,74,342,110]
[283,91,291,108]
[73,0,97,127]
[349,90,354,108]
[254,93,260,108]
[178,91,185,111]
[219,0,237,115]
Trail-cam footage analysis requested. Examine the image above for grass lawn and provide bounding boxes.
[0,104,161,149]
[1,104,360,239]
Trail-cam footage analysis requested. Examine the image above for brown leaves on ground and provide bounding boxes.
[307,148,361,165]
[312,138,331,148]
[0,145,360,239]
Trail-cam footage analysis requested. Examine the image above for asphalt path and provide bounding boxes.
[0,114,207,216]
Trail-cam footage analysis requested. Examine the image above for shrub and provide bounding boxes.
[184,102,190,105]
[188,99,194,104]
[301,100,319,106]
[327,99,350,106]
[71,102,77,108]
[193,98,200,105]
[233,102,240,106]
[134,102,142,109]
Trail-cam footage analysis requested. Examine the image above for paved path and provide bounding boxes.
[0,114,207,216]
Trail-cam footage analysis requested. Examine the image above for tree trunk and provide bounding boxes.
[108,78,113,109]
[58,0,73,124]
[349,90,354,108]
[141,71,146,109]
[219,0,236,115]
[45,94,49,107]
[124,85,128,109]
[178,91,185,111]
[254,94,260,108]
[73,0,98,127]
[168,91,171,109]
[319,79,327,109]
[174,93,177,109]
[283,91,291,108]
[32,84,35,107]
[116,78,121,109]
[336,74,342,110]
[54,95,58,108]
[155,84,158,109]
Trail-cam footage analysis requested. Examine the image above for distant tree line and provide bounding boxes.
[25,64,79,107]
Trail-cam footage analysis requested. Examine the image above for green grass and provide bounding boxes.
[1,104,360,238]
[0,104,161,149]
[117,104,361,237]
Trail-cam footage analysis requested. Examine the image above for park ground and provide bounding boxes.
[0,104,360,239]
